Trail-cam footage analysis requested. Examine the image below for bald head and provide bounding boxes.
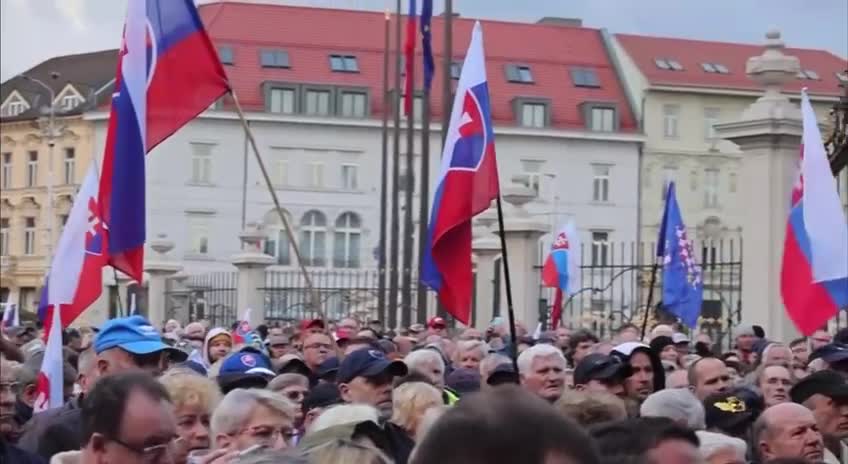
[755,403,824,462]
[688,357,731,401]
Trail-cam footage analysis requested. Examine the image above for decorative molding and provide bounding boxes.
[1,135,17,147]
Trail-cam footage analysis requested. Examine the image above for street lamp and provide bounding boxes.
[21,72,63,270]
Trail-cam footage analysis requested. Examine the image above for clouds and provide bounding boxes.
[55,0,87,32]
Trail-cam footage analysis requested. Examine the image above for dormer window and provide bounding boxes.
[60,94,82,110]
[701,62,729,74]
[654,58,684,71]
[0,92,29,118]
[506,64,534,83]
[797,69,820,80]
[329,55,359,73]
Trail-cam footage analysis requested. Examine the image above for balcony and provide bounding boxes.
[0,256,15,273]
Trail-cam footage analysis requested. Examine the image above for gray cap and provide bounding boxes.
[733,324,755,338]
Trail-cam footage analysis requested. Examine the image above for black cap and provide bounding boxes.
[446,368,481,394]
[790,370,848,404]
[336,348,407,384]
[573,353,632,385]
[486,363,519,386]
[317,357,340,380]
[703,388,762,433]
[303,383,342,411]
[277,356,312,377]
[810,343,848,364]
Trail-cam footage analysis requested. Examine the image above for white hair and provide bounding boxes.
[405,349,446,373]
[696,430,747,461]
[211,388,296,446]
[640,388,705,430]
[455,340,488,359]
[517,343,565,374]
[307,404,380,434]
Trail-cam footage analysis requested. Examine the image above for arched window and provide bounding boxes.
[263,209,293,265]
[333,212,361,268]
[300,210,327,266]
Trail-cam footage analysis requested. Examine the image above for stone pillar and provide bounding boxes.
[714,29,802,341]
[472,208,501,330]
[496,185,548,329]
[145,234,182,327]
[231,223,274,328]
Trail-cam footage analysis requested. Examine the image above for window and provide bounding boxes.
[304,89,331,116]
[590,107,616,132]
[701,245,717,270]
[704,108,720,140]
[591,231,609,266]
[341,164,358,190]
[654,58,683,71]
[506,65,534,83]
[276,159,289,187]
[300,210,327,266]
[19,287,35,313]
[450,61,462,79]
[218,46,234,65]
[661,165,678,200]
[729,172,737,193]
[339,91,367,118]
[0,218,8,256]
[333,212,361,268]
[399,94,424,121]
[63,148,75,184]
[520,102,546,128]
[520,160,544,196]
[592,164,611,202]
[24,217,36,255]
[269,88,296,114]
[60,94,81,111]
[704,168,719,208]
[1,94,28,117]
[837,72,848,83]
[264,216,292,266]
[308,162,324,188]
[663,104,680,138]
[1,153,11,189]
[190,143,213,184]
[570,67,600,87]
[329,55,359,72]
[26,151,37,187]
[260,49,289,68]
[797,69,820,80]
[701,63,729,74]
[188,222,209,255]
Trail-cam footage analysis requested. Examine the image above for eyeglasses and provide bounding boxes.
[109,435,182,464]
[0,381,20,395]
[304,343,333,351]
[239,425,297,446]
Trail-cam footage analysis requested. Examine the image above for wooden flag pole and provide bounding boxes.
[494,195,520,378]
[228,90,323,321]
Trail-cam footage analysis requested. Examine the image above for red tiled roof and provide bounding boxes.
[615,34,846,97]
[198,2,638,131]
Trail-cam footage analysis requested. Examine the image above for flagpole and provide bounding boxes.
[401,3,417,329]
[377,10,391,326]
[112,267,125,317]
[640,258,660,339]
[388,0,403,330]
[494,196,520,376]
[436,0,452,321]
[228,90,324,321]
[415,63,430,323]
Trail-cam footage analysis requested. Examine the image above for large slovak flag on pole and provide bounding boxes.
[542,221,581,329]
[780,90,848,335]
[98,0,229,283]
[421,22,500,325]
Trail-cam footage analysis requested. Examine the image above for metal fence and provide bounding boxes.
[164,272,238,327]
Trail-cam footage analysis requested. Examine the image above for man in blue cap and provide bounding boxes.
[337,348,408,420]
[217,348,276,393]
[94,315,187,377]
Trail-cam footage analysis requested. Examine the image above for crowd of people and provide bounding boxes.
[1,313,848,464]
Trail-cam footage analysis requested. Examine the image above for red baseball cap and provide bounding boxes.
[427,317,446,329]
[299,318,325,331]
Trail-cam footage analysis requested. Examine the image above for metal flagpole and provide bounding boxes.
[495,196,520,376]
[415,0,433,325]
[401,2,416,329]
[436,0,452,321]
[388,0,403,330]
[377,10,391,326]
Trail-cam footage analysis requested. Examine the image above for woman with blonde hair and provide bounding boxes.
[159,369,223,464]
[391,381,443,440]
[308,438,393,464]
[453,340,488,371]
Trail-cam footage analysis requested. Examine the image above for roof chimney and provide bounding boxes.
[536,17,582,27]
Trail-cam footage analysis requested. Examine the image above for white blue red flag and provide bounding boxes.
[232,307,252,345]
[1,302,19,331]
[98,0,229,283]
[780,90,848,334]
[33,304,63,413]
[541,221,581,329]
[421,22,500,324]
[403,0,417,116]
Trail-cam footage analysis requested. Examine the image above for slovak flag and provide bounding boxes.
[421,22,500,325]
[34,164,105,412]
[232,307,252,344]
[1,302,19,331]
[98,0,229,283]
[542,221,581,329]
[780,90,848,335]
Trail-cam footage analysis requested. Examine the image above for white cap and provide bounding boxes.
[672,333,690,344]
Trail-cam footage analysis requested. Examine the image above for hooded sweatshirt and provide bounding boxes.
[188,328,232,370]
[611,341,666,393]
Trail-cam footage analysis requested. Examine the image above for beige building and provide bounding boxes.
[0,50,116,313]
[611,33,848,245]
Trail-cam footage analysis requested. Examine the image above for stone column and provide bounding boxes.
[714,29,803,341]
[145,234,182,327]
[496,185,548,329]
[472,208,501,330]
[231,223,274,328]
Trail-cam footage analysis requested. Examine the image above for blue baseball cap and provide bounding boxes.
[337,348,407,384]
[218,348,276,393]
[94,316,187,361]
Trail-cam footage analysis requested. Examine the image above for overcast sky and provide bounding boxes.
[2,0,846,82]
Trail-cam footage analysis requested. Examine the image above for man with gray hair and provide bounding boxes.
[404,349,446,389]
[640,388,706,430]
[211,388,297,452]
[695,430,746,464]
[517,343,567,403]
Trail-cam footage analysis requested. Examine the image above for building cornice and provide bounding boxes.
[647,85,840,102]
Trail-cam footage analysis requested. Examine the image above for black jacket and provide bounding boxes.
[18,395,82,456]
[0,438,46,464]
[24,406,83,461]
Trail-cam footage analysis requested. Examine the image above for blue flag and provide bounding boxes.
[656,182,703,327]
[420,0,435,90]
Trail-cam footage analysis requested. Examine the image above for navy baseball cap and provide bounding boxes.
[810,343,848,364]
[94,316,186,361]
[317,357,340,380]
[790,370,848,404]
[218,348,276,393]
[487,363,519,386]
[573,353,632,385]
[337,348,407,384]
